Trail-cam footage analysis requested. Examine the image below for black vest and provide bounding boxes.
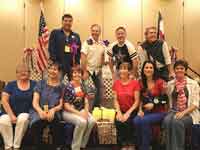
[141,40,165,65]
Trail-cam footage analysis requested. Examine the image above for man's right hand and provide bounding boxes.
[112,73,115,81]
[83,71,89,80]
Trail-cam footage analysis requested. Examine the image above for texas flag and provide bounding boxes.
[157,11,165,40]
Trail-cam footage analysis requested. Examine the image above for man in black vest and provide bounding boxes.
[48,14,81,80]
[140,26,173,81]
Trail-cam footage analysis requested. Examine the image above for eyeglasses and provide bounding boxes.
[16,70,30,74]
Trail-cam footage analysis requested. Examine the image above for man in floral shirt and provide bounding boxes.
[81,24,106,107]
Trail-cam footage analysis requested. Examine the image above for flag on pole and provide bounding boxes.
[157,11,165,40]
[35,2,49,72]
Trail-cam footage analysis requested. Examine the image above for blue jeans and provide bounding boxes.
[163,111,193,150]
[133,112,166,150]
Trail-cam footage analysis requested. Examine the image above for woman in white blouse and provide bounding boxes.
[163,59,200,150]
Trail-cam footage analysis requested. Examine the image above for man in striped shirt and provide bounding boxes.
[107,26,138,80]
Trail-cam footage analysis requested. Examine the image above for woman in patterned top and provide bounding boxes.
[163,59,200,150]
[62,65,95,150]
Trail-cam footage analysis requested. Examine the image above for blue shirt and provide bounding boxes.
[48,28,81,76]
[29,80,64,125]
[3,80,36,116]
[34,80,64,108]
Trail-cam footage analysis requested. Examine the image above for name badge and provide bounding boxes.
[43,104,49,113]
[75,87,82,93]
[65,45,70,53]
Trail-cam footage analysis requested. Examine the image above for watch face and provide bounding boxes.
[153,98,159,104]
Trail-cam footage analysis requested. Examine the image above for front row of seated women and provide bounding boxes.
[0,59,199,150]
[113,60,199,150]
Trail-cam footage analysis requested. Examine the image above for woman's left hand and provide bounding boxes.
[143,103,154,111]
[47,109,55,122]
[175,111,186,119]
[122,112,130,122]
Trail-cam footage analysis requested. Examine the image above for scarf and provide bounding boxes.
[175,78,187,111]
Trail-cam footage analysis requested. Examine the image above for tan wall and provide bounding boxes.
[0,0,199,81]
[142,0,184,56]
[103,0,142,44]
[0,0,25,81]
[184,0,200,72]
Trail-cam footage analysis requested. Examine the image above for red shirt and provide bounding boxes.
[140,78,166,113]
[140,79,165,97]
[113,80,140,112]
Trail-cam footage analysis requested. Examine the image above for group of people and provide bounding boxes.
[0,13,199,150]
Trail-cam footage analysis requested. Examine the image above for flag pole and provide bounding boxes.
[40,0,44,80]
[40,0,44,12]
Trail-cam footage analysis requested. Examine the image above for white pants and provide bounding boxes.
[0,113,29,149]
[62,110,96,150]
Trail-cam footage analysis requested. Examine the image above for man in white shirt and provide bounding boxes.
[140,26,173,81]
[107,26,138,80]
[81,24,105,107]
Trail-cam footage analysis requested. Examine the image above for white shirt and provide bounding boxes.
[81,37,105,74]
[167,77,200,124]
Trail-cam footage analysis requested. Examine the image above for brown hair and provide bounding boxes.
[62,14,73,21]
[119,62,132,71]
[115,26,126,33]
[174,59,188,71]
[70,65,83,79]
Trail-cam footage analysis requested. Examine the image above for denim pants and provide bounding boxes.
[191,124,200,150]
[162,111,193,150]
[133,112,166,150]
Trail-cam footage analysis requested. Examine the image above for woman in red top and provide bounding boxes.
[113,62,140,150]
[133,61,167,150]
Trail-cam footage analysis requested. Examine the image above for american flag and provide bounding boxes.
[157,11,165,40]
[34,10,49,72]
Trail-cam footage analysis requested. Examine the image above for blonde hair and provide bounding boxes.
[90,24,101,32]
[16,63,29,73]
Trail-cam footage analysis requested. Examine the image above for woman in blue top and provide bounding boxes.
[29,61,63,150]
[0,63,36,150]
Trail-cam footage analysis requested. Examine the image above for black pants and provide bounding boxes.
[115,111,137,146]
[30,118,63,149]
[158,66,169,81]
[91,72,101,107]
